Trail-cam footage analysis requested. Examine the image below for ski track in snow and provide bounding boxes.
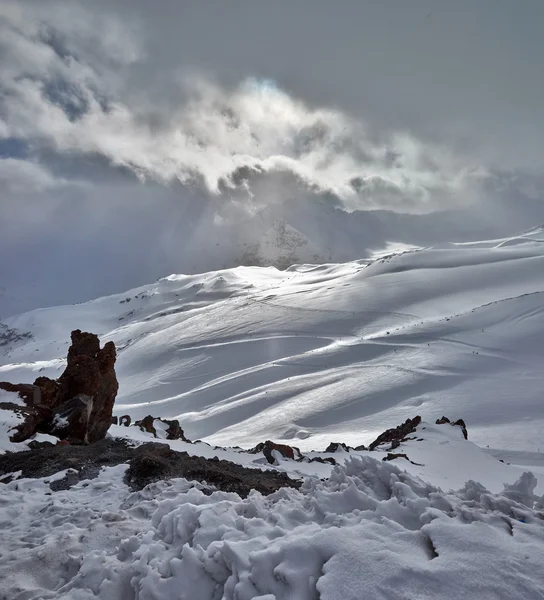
[2,232,544,598]
[2,235,544,455]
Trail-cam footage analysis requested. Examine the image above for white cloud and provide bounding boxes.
[0,158,64,194]
[0,3,487,214]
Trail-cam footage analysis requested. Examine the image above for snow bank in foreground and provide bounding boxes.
[1,456,543,599]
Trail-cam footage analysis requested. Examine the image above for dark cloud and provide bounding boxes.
[1,0,544,316]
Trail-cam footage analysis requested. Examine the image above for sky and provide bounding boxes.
[1,0,544,316]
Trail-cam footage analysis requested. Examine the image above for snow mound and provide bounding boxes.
[1,455,543,599]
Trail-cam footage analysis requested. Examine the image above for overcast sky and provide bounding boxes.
[1,0,544,316]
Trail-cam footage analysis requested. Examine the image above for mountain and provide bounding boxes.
[2,227,544,458]
[2,226,544,599]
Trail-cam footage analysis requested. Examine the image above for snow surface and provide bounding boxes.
[1,445,544,599]
[2,231,544,459]
[2,230,544,598]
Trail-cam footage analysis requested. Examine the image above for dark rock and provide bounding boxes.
[0,330,118,445]
[133,415,188,440]
[49,394,94,444]
[383,452,424,466]
[453,419,468,440]
[435,416,468,440]
[0,382,40,405]
[325,442,351,453]
[368,416,422,451]
[135,415,156,436]
[0,438,301,497]
[250,440,302,464]
[308,456,337,465]
[27,440,55,450]
[33,377,60,409]
[111,416,119,425]
[119,414,131,427]
[127,445,172,486]
[162,418,187,441]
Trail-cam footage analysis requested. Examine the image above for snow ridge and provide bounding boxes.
[1,456,543,599]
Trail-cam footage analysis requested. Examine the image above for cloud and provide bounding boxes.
[1,1,543,318]
[0,157,64,193]
[0,2,488,214]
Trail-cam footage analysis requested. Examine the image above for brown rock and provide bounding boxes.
[50,394,94,444]
[0,382,40,405]
[135,415,157,437]
[119,414,131,427]
[33,377,60,409]
[250,440,302,464]
[1,330,118,445]
[134,415,188,441]
[368,416,422,451]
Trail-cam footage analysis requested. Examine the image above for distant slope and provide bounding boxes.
[2,230,544,458]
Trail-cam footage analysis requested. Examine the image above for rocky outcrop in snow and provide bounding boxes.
[0,438,302,496]
[368,415,422,451]
[134,415,188,441]
[436,416,469,439]
[0,329,118,444]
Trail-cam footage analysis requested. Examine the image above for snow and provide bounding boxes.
[0,453,543,599]
[2,233,544,459]
[2,228,544,597]
[0,387,25,407]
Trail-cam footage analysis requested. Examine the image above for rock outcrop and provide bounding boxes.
[249,440,303,464]
[0,329,118,445]
[368,416,422,451]
[325,442,352,453]
[436,416,468,439]
[0,439,302,497]
[135,415,188,441]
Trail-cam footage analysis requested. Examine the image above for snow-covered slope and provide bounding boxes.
[2,440,544,600]
[2,229,544,599]
[2,230,544,463]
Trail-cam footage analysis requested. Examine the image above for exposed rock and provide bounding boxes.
[0,323,32,347]
[33,377,60,409]
[135,415,156,436]
[307,456,337,466]
[0,439,302,497]
[0,330,118,445]
[368,416,422,451]
[250,440,302,464]
[119,414,131,427]
[49,394,94,444]
[382,452,424,466]
[0,381,40,404]
[111,416,119,425]
[27,440,55,450]
[436,416,468,439]
[134,415,188,441]
[162,418,187,441]
[325,442,352,453]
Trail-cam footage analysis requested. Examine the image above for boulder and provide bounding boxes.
[119,414,131,427]
[368,416,422,451]
[134,415,189,441]
[325,442,352,453]
[0,329,118,445]
[250,440,302,464]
